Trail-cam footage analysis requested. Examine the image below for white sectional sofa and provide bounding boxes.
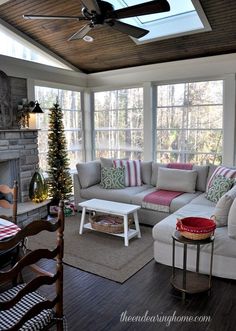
[153,194,236,280]
[73,159,236,279]
[73,160,211,225]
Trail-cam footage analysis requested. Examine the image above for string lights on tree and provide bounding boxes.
[47,102,72,204]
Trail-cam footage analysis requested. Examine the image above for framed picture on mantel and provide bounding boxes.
[0,70,13,129]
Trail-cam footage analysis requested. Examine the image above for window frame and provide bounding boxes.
[92,86,144,160]
[154,78,224,165]
[33,81,85,172]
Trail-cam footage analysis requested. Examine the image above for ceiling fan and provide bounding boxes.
[23,0,170,41]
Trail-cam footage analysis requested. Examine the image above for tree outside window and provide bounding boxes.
[156,80,223,165]
[94,88,143,159]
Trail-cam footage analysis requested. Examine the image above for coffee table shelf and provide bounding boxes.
[83,223,139,239]
[79,199,141,246]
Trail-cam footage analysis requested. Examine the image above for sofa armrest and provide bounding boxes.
[73,173,82,208]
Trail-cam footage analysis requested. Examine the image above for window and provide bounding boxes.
[93,88,143,159]
[35,86,83,171]
[156,80,223,165]
[0,24,71,70]
[108,0,211,44]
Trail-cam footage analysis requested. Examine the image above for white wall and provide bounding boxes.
[87,53,236,88]
[0,54,87,87]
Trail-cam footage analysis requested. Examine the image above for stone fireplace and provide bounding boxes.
[0,70,49,225]
[0,129,39,202]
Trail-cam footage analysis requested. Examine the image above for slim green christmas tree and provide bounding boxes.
[47,102,72,204]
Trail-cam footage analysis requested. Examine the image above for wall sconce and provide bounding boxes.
[17,99,44,129]
[29,101,44,114]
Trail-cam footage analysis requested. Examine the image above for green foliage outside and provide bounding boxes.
[47,102,73,204]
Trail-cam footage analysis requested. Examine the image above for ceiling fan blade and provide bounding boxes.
[107,20,149,39]
[109,0,170,19]
[23,14,85,20]
[68,24,93,41]
[81,0,101,14]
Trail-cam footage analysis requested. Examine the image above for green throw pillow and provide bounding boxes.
[206,175,234,203]
[100,167,125,189]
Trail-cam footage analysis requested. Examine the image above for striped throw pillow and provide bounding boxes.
[206,166,236,193]
[113,159,142,187]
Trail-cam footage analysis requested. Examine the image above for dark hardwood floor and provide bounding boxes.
[33,259,236,331]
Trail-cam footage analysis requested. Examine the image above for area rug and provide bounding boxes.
[27,215,154,283]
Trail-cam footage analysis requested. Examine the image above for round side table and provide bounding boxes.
[171,230,214,301]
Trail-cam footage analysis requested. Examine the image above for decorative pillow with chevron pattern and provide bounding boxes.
[100,167,125,189]
[206,175,234,203]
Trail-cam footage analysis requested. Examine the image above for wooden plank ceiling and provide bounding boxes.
[0,0,236,74]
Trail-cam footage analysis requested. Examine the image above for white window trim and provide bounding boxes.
[223,74,236,166]
[30,74,236,167]
[33,81,86,169]
[92,87,144,160]
[151,75,235,165]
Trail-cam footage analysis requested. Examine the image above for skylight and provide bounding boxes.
[0,22,72,70]
[109,0,211,44]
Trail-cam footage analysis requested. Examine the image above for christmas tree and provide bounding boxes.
[47,102,72,204]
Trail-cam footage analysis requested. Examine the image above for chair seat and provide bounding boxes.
[0,284,55,330]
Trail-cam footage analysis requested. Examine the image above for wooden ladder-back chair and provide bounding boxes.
[0,181,18,270]
[0,180,18,224]
[0,200,65,331]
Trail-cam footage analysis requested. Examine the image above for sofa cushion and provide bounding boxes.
[131,187,157,205]
[192,165,209,192]
[100,157,128,168]
[156,168,197,193]
[80,184,151,204]
[169,192,202,213]
[211,185,236,227]
[151,163,166,186]
[100,167,125,189]
[206,164,217,187]
[152,203,215,242]
[100,157,113,168]
[151,163,209,191]
[100,158,152,185]
[206,175,234,203]
[189,193,216,207]
[76,160,101,189]
[141,161,152,185]
[153,210,236,259]
[132,188,201,212]
[226,184,236,199]
[211,194,233,227]
[228,198,236,238]
[113,159,142,187]
[206,165,236,193]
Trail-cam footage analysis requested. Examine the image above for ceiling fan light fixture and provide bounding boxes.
[23,0,171,40]
[83,35,94,42]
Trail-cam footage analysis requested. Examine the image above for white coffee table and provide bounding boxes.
[79,199,141,246]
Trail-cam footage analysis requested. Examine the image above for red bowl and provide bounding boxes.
[176,217,216,234]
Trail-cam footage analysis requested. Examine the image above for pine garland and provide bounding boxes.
[47,102,72,204]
